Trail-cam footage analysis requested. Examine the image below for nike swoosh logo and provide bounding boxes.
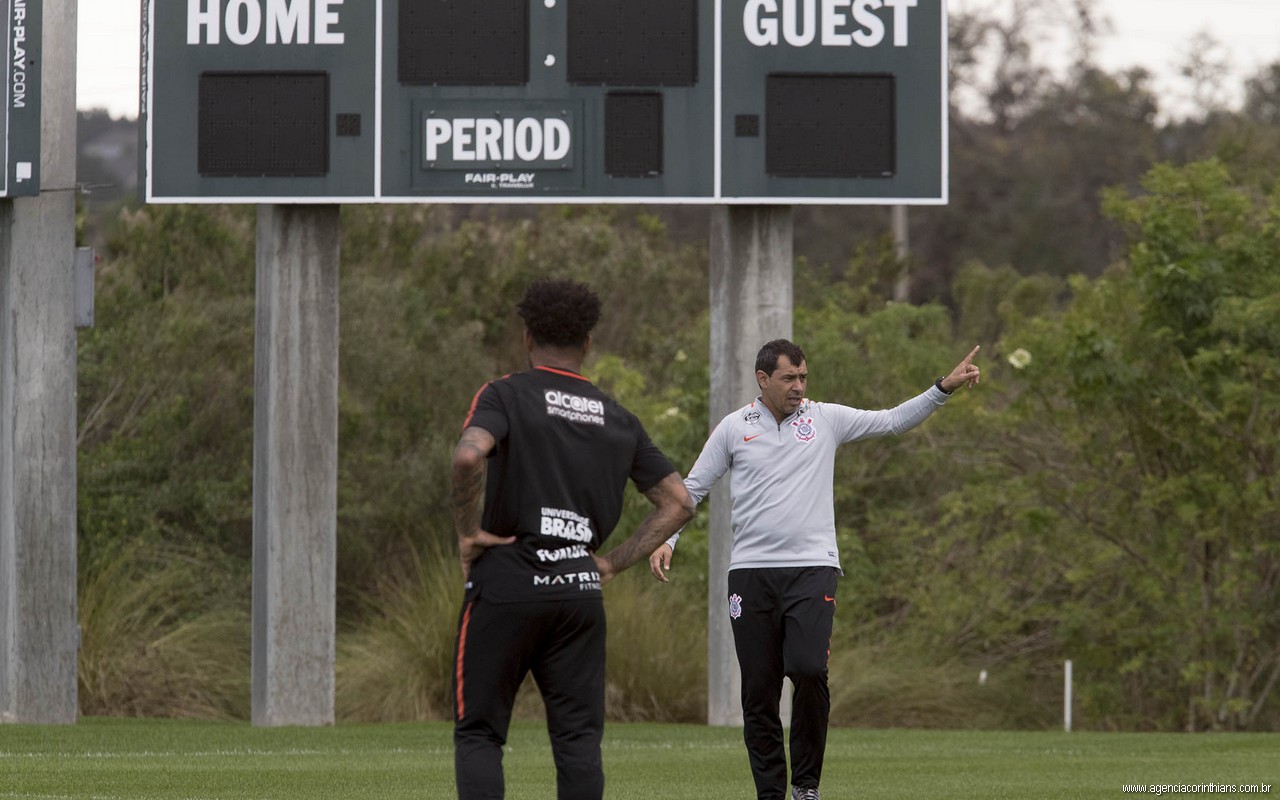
[743,433,763,442]
[824,595,836,603]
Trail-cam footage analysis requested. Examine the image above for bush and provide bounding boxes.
[335,540,460,722]
[78,543,249,719]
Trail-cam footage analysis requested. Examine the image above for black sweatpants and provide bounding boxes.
[453,595,606,800]
[728,567,839,800]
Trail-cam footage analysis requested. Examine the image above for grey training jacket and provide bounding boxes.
[668,385,950,571]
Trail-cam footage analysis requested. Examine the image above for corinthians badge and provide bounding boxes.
[792,416,817,443]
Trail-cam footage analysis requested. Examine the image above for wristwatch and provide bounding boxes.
[934,377,953,395]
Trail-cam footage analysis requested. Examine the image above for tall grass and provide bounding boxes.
[827,645,1050,729]
[335,542,461,722]
[335,540,708,723]
[76,537,1052,729]
[77,543,250,719]
[602,571,707,722]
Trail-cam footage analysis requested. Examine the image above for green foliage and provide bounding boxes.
[78,205,256,576]
[333,205,709,603]
[75,156,1280,731]
[79,203,711,720]
[959,159,1280,731]
[784,169,1280,732]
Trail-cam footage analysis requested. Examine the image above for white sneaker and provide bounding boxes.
[791,787,821,800]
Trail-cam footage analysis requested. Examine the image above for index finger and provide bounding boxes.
[961,345,980,365]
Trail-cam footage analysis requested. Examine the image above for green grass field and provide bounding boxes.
[0,718,1275,799]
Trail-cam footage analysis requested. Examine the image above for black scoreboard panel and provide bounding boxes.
[198,72,330,177]
[605,92,664,177]
[566,0,697,86]
[765,74,895,179]
[398,0,529,86]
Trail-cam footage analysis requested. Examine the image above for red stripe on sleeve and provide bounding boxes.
[461,383,490,431]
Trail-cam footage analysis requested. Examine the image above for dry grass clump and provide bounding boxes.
[336,542,708,723]
[78,543,249,719]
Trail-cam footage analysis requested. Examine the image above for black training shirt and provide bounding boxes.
[462,365,676,602]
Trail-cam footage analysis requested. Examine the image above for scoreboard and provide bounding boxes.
[2,0,38,198]
[140,0,946,204]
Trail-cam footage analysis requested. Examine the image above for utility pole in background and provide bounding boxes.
[0,0,80,724]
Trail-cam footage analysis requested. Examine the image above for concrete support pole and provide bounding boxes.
[251,205,340,727]
[891,205,909,302]
[707,206,793,726]
[0,0,79,725]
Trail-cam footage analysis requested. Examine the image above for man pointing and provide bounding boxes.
[651,339,980,800]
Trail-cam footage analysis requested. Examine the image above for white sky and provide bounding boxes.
[77,0,1280,119]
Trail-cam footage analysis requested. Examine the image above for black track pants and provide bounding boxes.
[727,567,839,800]
[453,596,606,800]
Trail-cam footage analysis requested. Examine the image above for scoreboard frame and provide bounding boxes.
[140,0,948,205]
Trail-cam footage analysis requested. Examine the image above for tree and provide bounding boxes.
[1243,63,1280,126]
[987,160,1280,730]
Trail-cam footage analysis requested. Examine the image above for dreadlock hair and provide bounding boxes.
[516,279,601,349]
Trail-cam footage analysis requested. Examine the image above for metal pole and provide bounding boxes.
[1064,659,1073,732]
